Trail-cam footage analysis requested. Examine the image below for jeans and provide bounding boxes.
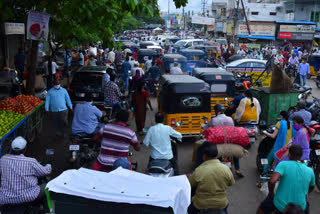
[188,202,228,214]
[122,75,129,91]
[300,74,307,87]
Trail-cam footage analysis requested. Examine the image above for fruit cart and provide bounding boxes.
[0,96,45,156]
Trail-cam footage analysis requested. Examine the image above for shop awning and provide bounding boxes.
[275,20,316,25]
[237,35,275,40]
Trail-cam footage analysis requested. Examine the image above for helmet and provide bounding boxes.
[214,103,225,114]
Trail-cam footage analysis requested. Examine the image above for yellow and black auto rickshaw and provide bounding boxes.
[161,54,187,74]
[308,54,320,76]
[158,75,211,136]
[192,68,235,115]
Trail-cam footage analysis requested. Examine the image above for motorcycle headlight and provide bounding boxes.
[298,94,302,99]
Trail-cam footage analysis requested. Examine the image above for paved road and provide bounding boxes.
[27,78,320,213]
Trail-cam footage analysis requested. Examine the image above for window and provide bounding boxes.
[270,12,277,16]
[251,12,259,15]
[181,96,202,107]
[211,84,227,93]
[238,62,252,68]
[185,42,192,48]
[252,62,265,68]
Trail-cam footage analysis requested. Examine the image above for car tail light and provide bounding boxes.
[97,104,104,110]
[69,87,73,93]
[171,118,176,127]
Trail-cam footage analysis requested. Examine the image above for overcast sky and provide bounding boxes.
[158,0,203,13]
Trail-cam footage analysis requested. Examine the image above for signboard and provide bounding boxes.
[27,11,50,41]
[278,32,292,39]
[216,22,224,32]
[208,26,215,31]
[291,33,314,40]
[226,23,233,36]
[280,24,316,33]
[239,43,261,50]
[238,24,275,36]
[192,16,215,25]
[4,23,25,35]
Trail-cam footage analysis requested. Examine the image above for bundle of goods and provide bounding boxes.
[201,126,250,158]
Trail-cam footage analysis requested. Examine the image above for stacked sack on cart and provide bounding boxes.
[0,95,43,138]
[201,126,250,158]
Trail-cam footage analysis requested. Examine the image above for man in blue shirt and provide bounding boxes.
[121,56,131,91]
[225,85,246,116]
[257,144,315,214]
[72,94,104,135]
[143,112,182,175]
[297,58,310,87]
[293,47,299,58]
[45,79,73,138]
[289,101,312,126]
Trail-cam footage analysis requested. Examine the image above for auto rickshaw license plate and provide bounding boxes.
[69,145,80,151]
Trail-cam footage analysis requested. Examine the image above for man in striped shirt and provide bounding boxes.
[0,137,52,205]
[93,110,140,171]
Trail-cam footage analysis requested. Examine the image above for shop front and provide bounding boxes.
[275,21,316,50]
[237,22,276,48]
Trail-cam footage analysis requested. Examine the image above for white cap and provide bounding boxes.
[11,136,27,151]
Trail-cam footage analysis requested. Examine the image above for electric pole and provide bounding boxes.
[168,0,170,14]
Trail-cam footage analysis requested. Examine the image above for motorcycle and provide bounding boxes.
[144,121,183,178]
[69,133,100,169]
[285,64,297,78]
[238,121,259,148]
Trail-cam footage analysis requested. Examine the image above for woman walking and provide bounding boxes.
[132,81,153,135]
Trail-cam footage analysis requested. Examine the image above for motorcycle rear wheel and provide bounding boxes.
[317,83,320,89]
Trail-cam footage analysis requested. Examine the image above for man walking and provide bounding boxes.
[297,58,310,87]
[121,56,131,92]
[45,79,73,138]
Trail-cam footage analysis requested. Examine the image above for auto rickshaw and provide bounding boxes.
[192,45,220,59]
[193,68,235,115]
[140,41,158,49]
[158,75,212,136]
[162,54,187,74]
[179,49,206,75]
[308,54,320,76]
[121,42,139,50]
[137,49,158,69]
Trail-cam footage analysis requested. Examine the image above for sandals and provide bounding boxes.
[235,171,245,178]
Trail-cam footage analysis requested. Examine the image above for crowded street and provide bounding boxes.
[3,0,320,213]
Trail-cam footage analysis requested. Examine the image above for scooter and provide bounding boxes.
[69,133,100,169]
[238,121,259,148]
[144,121,183,178]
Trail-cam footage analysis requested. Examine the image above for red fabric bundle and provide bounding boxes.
[202,126,250,147]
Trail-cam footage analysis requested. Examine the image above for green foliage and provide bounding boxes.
[1,0,188,48]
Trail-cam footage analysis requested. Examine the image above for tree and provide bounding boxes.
[1,0,188,94]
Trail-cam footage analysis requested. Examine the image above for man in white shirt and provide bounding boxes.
[170,63,183,75]
[144,112,182,175]
[272,47,277,56]
[43,57,59,89]
[144,56,153,73]
[107,49,115,63]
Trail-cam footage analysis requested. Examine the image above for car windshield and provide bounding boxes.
[72,72,104,91]
[175,41,187,47]
[79,66,106,71]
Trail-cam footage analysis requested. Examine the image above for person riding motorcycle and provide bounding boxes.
[234,90,261,123]
[143,112,182,175]
[201,104,244,178]
[225,85,246,116]
[72,93,105,136]
[0,137,52,206]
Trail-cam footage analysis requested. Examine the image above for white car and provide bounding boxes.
[226,59,267,73]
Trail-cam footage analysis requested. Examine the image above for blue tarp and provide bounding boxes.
[237,35,275,40]
[275,20,316,25]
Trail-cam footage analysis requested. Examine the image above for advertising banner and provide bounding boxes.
[216,22,224,32]
[279,25,297,32]
[291,33,314,40]
[27,11,50,41]
[192,16,215,25]
[208,26,215,31]
[239,43,261,50]
[238,24,275,36]
[226,23,233,36]
[4,23,25,35]
[280,25,316,33]
[278,32,292,39]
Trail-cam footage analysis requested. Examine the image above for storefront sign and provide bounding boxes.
[4,23,25,35]
[279,25,297,32]
[278,32,292,39]
[315,32,320,38]
[192,16,215,25]
[226,23,233,36]
[216,22,224,32]
[291,33,314,40]
[238,24,275,36]
[208,26,215,31]
[280,24,316,33]
[239,43,261,50]
[27,10,50,41]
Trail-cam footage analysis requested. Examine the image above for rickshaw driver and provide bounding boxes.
[143,112,182,175]
[226,86,246,116]
[170,62,183,75]
[201,104,244,178]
